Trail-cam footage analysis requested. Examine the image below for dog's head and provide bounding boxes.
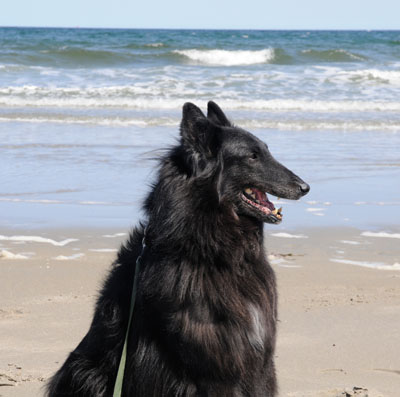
[180,101,310,224]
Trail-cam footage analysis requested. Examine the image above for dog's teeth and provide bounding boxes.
[245,188,252,194]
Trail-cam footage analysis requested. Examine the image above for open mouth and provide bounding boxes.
[241,187,282,221]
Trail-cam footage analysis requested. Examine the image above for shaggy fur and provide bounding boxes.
[46,101,309,397]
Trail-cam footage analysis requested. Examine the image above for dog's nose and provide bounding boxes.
[299,182,310,195]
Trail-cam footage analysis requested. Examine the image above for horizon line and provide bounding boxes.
[1,25,400,32]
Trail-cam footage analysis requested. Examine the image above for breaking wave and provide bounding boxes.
[1,113,400,132]
[1,86,399,113]
[301,49,367,62]
[173,49,276,66]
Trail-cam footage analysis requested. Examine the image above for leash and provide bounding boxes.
[112,228,147,397]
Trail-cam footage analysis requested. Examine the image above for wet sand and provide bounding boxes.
[0,226,399,396]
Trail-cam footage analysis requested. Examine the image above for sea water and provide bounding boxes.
[0,28,399,229]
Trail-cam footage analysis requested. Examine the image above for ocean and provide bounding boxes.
[0,27,399,229]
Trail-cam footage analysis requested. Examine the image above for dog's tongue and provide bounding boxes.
[253,188,275,211]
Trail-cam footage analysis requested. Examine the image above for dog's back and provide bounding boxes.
[47,101,309,396]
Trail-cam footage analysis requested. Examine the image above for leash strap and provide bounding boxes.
[112,231,147,397]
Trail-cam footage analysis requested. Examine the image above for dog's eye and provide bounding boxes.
[250,152,258,160]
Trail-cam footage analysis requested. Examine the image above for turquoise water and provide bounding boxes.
[0,28,399,229]
[1,28,400,130]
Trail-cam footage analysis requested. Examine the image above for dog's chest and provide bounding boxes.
[247,303,267,351]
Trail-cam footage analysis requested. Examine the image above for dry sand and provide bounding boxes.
[0,227,399,396]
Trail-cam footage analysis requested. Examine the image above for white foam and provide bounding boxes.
[305,206,325,216]
[89,248,118,253]
[0,198,62,204]
[0,87,400,114]
[330,258,400,271]
[53,253,84,261]
[0,235,78,246]
[268,255,300,267]
[232,119,400,132]
[4,113,399,132]
[0,249,28,259]
[340,240,361,245]
[354,201,400,206]
[173,49,275,66]
[79,201,109,205]
[302,48,365,61]
[211,99,400,113]
[278,264,302,268]
[0,197,126,207]
[361,231,400,239]
[40,69,60,76]
[103,233,127,238]
[343,69,400,85]
[145,42,164,47]
[268,254,287,262]
[270,233,308,239]
[0,115,176,128]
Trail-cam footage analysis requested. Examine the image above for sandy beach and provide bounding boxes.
[1,28,400,397]
[1,226,399,397]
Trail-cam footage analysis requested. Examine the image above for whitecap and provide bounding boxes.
[1,88,400,114]
[145,42,164,48]
[343,69,400,85]
[173,49,275,66]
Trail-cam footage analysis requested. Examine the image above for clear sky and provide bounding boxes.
[1,0,400,30]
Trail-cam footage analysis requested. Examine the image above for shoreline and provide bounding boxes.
[1,225,399,396]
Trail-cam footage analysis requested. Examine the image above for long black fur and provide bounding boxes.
[46,101,309,397]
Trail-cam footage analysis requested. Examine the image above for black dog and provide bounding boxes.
[47,102,309,396]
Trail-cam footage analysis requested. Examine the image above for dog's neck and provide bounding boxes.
[145,193,264,266]
[142,152,266,265]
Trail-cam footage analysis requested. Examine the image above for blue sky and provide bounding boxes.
[1,0,400,30]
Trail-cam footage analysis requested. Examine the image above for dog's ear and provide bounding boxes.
[181,102,220,157]
[207,101,231,127]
